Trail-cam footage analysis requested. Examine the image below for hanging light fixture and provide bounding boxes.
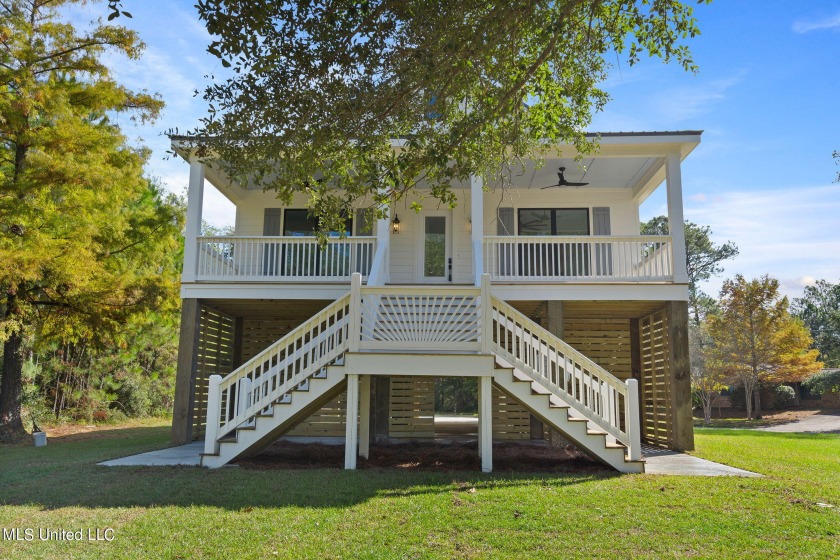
[391,214,401,234]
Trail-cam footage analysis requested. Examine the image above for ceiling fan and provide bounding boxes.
[541,167,589,189]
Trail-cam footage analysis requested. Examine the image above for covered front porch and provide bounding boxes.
[175,131,699,293]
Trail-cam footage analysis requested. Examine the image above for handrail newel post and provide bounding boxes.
[626,378,642,461]
[204,374,222,455]
[349,272,362,352]
[480,274,492,353]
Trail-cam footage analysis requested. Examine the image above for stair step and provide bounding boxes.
[512,371,531,383]
[530,384,551,395]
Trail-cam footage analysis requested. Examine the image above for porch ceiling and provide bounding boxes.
[512,300,667,322]
[201,298,333,319]
[497,156,661,191]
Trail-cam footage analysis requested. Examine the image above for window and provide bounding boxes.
[516,208,590,277]
[282,209,353,236]
[518,208,589,235]
[262,209,356,277]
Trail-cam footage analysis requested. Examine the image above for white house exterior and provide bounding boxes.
[170,131,700,473]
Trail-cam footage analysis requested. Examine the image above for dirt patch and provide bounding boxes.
[237,440,611,473]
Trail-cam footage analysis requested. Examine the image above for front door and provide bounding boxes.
[416,211,452,283]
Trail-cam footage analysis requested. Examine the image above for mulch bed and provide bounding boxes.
[237,439,610,473]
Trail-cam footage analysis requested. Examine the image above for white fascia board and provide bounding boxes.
[490,283,689,302]
[170,139,246,205]
[343,353,496,377]
[180,283,350,300]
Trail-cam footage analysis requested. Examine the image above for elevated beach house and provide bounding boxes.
[170,131,700,473]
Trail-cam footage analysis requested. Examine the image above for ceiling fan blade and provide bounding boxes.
[541,184,560,189]
[565,181,589,186]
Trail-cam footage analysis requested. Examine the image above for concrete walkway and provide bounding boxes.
[641,445,761,477]
[756,411,840,434]
[99,442,203,466]
[99,439,760,477]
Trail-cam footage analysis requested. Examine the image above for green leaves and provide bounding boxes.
[0,0,182,345]
[191,1,708,231]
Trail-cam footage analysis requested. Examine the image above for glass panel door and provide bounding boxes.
[417,212,451,283]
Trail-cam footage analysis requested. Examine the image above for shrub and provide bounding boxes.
[773,385,796,409]
[804,369,840,394]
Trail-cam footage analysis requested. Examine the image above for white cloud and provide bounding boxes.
[793,12,840,33]
[654,74,744,123]
[685,184,840,299]
[689,193,707,202]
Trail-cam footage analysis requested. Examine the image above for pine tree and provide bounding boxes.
[0,0,172,438]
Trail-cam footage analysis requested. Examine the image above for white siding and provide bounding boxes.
[483,187,638,236]
[224,185,640,285]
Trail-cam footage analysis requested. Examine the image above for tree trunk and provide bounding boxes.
[0,329,26,439]
[703,399,712,424]
[754,386,762,419]
[744,381,754,420]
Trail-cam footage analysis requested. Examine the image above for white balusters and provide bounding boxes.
[194,236,377,281]
[489,297,635,449]
[482,235,673,282]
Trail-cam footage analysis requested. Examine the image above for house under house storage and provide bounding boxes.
[170,131,700,473]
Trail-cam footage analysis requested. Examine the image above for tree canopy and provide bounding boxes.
[0,0,177,437]
[191,0,709,232]
[642,216,738,322]
[706,275,822,419]
[792,279,840,368]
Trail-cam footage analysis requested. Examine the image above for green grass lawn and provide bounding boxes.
[1,422,838,559]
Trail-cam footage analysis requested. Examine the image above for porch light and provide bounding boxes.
[391,214,401,234]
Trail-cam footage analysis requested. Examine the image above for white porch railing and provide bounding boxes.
[195,236,377,281]
[483,235,673,282]
[488,296,641,460]
[357,284,482,352]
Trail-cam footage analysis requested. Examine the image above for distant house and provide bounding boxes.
[169,131,702,473]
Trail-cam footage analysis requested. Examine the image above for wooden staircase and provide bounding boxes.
[200,274,644,472]
[493,361,644,473]
[201,365,346,468]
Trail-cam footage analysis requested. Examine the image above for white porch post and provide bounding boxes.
[366,208,391,286]
[479,375,493,473]
[182,159,205,282]
[349,272,362,352]
[626,379,642,462]
[665,153,689,284]
[203,375,222,456]
[345,373,359,469]
[480,273,492,354]
[470,175,484,286]
[359,375,371,459]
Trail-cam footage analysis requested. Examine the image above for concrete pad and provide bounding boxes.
[642,445,761,477]
[99,442,203,467]
[756,411,840,434]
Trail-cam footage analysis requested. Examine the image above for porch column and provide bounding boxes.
[182,160,205,283]
[665,153,689,284]
[471,175,484,286]
[666,301,694,451]
[478,375,493,473]
[345,373,360,469]
[359,375,371,459]
[172,298,201,444]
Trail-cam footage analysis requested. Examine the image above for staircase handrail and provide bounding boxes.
[206,294,352,448]
[489,296,636,450]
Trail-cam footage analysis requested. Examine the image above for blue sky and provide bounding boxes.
[67,1,840,300]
